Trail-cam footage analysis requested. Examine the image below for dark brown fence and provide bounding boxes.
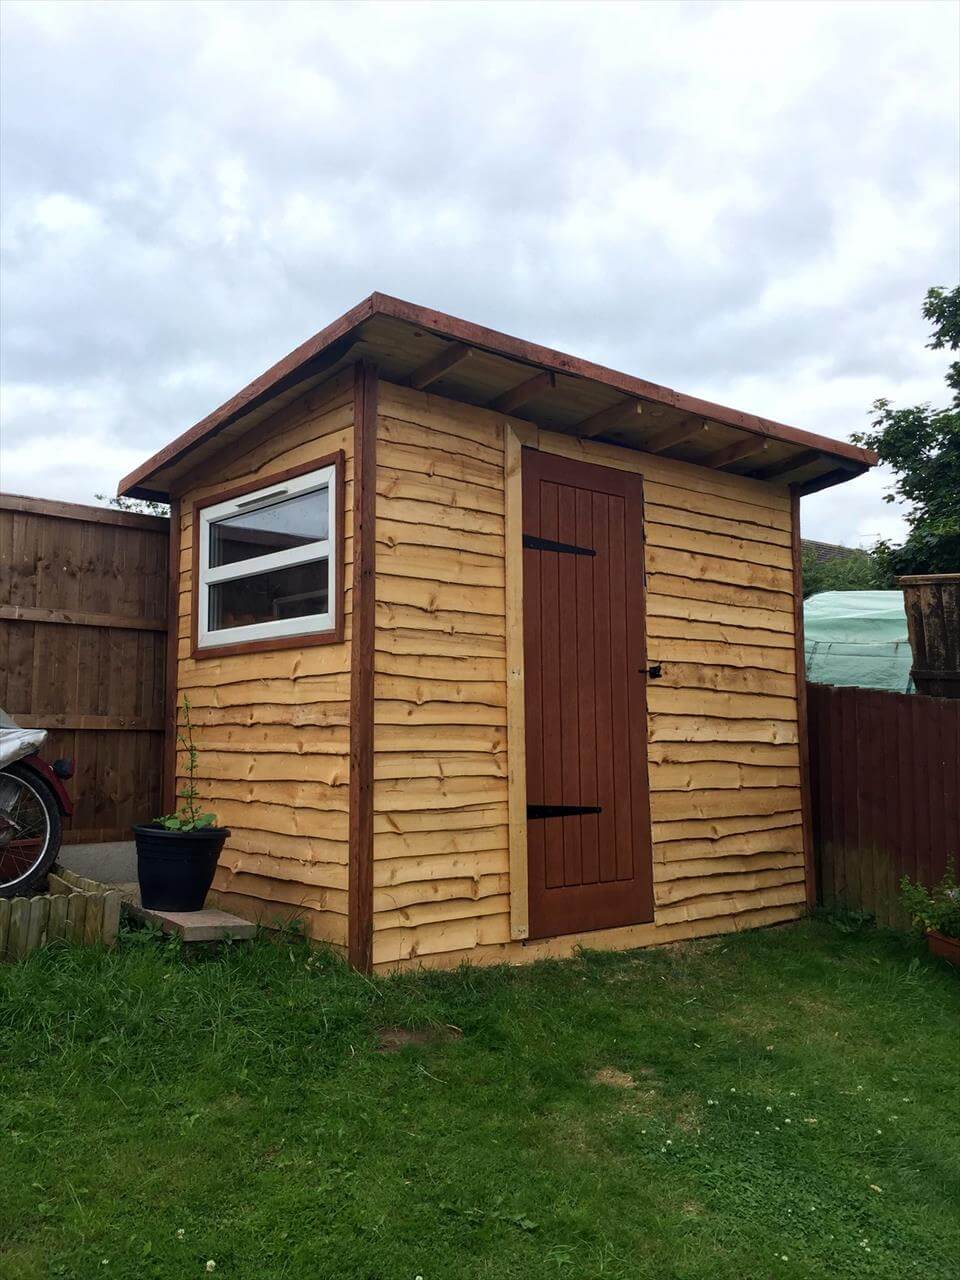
[808,681,960,926]
[0,494,169,842]
[898,573,960,699]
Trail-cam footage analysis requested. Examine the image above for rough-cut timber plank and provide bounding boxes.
[0,604,167,631]
[379,439,502,490]
[645,522,792,570]
[648,588,792,631]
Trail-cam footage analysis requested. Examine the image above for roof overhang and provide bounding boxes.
[119,292,877,500]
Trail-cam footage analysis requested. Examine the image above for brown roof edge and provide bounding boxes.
[118,293,378,498]
[118,291,876,497]
[370,293,876,466]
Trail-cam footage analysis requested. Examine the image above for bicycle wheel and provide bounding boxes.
[0,762,62,897]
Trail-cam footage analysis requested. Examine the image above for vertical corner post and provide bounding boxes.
[162,497,181,814]
[348,361,378,971]
[790,488,817,909]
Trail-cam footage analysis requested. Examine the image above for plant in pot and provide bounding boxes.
[899,861,960,967]
[133,695,230,912]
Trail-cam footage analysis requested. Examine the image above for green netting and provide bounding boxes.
[803,590,914,693]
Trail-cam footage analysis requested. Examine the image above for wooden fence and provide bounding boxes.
[0,869,122,961]
[808,682,960,926]
[0,494,169,842]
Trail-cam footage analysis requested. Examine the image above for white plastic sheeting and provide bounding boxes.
[0,710,47,769]
[803,590,914,693]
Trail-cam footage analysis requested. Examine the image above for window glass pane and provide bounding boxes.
[209,560,329,631]
[209,487,329,568]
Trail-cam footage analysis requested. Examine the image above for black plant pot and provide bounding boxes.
[132,824,230,911]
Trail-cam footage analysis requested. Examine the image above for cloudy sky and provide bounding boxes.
[1,0,957,545]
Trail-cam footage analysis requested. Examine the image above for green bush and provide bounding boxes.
[900,861,960,939]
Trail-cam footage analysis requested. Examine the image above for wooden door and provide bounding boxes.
[522,448,653,939]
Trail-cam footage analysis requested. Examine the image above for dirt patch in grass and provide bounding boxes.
[593,1067,638,1088]
[675,1110,701,1133]
[375,1024,462,1052]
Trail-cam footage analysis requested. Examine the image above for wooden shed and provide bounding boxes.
[119,293,876,972]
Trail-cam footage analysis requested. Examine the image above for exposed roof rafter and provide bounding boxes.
[643,417,709,455]
[700,436,770,470]
[751,449,821,481]
[489,370,556,414]
[577,398,643,439]
[795,466,868,497]
[408,341,472,390]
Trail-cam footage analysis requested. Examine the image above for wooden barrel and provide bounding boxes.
[898,573,960,698]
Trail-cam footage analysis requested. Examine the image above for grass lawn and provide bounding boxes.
[1,919,958,1280]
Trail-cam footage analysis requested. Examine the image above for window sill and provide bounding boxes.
[190,621,345,661]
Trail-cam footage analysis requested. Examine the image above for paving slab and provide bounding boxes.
[125,904,256,942]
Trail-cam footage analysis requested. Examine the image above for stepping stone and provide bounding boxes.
[126,904,256,942]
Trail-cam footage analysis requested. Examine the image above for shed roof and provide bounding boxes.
[119,292,877,500]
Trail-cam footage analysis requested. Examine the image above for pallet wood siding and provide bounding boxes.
[370,385,806,970]
[0,495,168,841]
[809,682,960,927]
[172,371,354,949]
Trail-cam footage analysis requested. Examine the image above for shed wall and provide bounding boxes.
[173,371,354,948]
[372,384,806,969]
[169,371,807,965]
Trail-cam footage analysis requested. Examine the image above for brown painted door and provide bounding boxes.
[522,448,653,939]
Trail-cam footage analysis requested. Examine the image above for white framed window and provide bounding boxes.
[195,458,340,652]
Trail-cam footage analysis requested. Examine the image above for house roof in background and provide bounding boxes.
[119,292,878,500]
[801,538,863,564]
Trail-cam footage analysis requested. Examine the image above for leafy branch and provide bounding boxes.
[154,694,218,832]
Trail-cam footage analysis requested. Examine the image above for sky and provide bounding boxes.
[1,0,957,547]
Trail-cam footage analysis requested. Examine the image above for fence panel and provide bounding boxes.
[0,493,169,842]
[808,682,960,925]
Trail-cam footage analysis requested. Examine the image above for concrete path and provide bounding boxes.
[59,840,136,886]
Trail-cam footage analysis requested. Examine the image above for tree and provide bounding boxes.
[94,492,169,517]
[852,286,960,580]
[801,546,881,599]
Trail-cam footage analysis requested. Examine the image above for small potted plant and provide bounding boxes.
[133,695,229,911]
[900,862,960,967]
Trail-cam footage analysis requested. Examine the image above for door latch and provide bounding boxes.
[644,663,663,679]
